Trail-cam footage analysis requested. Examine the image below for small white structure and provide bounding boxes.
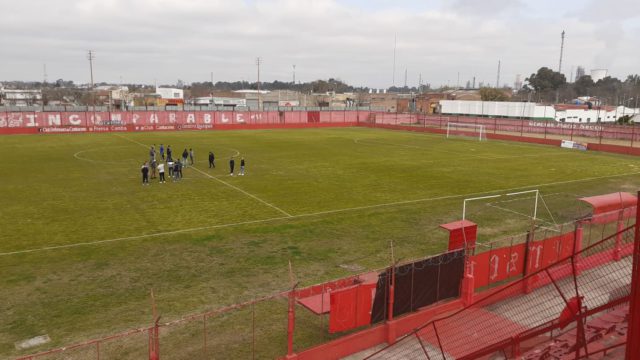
[193,97,247,107]
[440,100,552,120]
[155,87,183,99]
[0,88,42,106]
[439,100,639,123]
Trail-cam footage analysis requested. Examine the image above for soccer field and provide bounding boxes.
[2,126,640,357]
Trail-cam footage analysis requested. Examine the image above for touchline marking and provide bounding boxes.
[113,133,292,217]
[353,138,566,160]
[2,170,639,256]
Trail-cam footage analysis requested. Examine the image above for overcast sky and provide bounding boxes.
[1,0,638,88]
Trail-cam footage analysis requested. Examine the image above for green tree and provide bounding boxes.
[525,67,566,92]
[573,75,595,96]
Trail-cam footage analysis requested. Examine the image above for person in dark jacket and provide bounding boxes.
[182,148,189,167]
[141,162,149,185]
[239,157,246,176]
[209,151,215,168]
[173,160,180,181]
[167,145,172,160]
[229,158,235,176]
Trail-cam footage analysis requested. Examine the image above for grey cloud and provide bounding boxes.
[0,0,637,87]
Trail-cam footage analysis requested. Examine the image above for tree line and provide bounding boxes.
[517,67,640,106]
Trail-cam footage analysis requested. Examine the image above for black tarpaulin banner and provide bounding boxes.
[370,250,465,323]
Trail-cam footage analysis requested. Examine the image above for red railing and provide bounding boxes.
[364,219,635,359]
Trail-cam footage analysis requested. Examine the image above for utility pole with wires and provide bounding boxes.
[256,57,262,110]
[404,68,407,88]
[558,30,565,73]
[392,34,397,87]
[87,50,96,114]
[496,60,501,89]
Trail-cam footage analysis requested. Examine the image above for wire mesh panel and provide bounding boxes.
[366,221,634,360]
[20,344,100,360]
[98,329,150,359]
[159,318,206,360]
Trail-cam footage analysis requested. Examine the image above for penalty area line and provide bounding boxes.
[1,170,640,257]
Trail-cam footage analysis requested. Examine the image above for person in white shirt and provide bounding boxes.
[167,159,174,178]
[158,162,166,183]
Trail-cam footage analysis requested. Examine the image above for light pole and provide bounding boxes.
[256,57,262,111]
[624,97,634,111]
[87,50,96,123]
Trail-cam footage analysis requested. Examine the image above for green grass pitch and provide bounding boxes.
[1,126,640,357]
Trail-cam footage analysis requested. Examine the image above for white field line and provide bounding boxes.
[2,170,640,256]
[113,133,292,217]
[353,138,568,160]
[189,165,292,217]
[73,146,137,164]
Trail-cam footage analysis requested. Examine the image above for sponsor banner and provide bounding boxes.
[471,232,575,290]
[561,139,588,151]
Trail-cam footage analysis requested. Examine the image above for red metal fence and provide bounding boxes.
[0,110,365,134]
[363,113,640,149]
[365,214,636,359]
[3,110,640,149]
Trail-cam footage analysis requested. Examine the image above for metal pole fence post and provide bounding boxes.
[570,124,574,141]
[624,191,640,359]
[203,314,207,357]
[252,299,256,360]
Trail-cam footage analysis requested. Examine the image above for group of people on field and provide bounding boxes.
[140,143,246,185]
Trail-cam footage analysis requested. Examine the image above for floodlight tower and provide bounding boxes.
[87,50,96,113]
[558,30,565,73]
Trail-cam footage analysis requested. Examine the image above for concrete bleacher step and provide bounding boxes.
[521,305,628,360]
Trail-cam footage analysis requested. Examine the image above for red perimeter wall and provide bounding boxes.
[0,110,366,134]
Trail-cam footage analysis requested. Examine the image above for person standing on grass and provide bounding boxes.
[182,148,189,167]
[189,148,194,165]
[173,160,181,181]
[229,158,235,176]
[167,158,174,178]
[159,144,165,160]
[157,161,165,183]
[209,151,215,168]
[150,158,157,179]
[141,162,149,185]
[167,145,172,161]
[149,145,156,161]
[240,157,246,176]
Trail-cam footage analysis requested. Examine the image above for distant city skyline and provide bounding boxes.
[1,0,638,88]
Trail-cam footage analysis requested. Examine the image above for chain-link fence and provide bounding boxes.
[365,219,635,359]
